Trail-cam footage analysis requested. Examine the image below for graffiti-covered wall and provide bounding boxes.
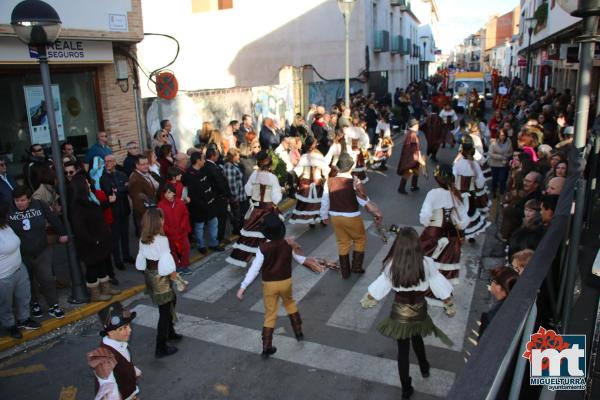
[308,80,365,110]
[144,84,294,153]
[251,85,294,131]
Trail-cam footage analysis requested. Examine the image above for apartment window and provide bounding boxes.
[192,0,233,13]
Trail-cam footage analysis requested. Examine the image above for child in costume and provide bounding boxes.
[372,136,393,171]
[86,301,141,400]
[236,213,323,358]
[158,184,192,275]
[361,227,453,399]
[135,207,188,358]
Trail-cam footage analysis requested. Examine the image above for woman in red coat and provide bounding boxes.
[158,184,192,275]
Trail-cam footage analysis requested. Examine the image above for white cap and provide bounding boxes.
[563,126,574,135]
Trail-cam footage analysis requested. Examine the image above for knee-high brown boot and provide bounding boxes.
[351,251,365,273]
[339,254,351,279]
[288,312,304,341]
[261,327,277,359]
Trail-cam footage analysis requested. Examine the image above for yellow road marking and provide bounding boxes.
[59,385,78,400]
[0,363,46,377]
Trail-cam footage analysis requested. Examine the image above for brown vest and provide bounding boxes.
[458,176,473,192]
[259,239,293,282]
[95,342,137,399]
[328,177,360,213]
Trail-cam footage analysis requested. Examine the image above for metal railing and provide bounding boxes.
[447,145,585,399]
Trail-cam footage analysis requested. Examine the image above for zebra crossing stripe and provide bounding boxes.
[131,304,455,397]
[326,240,393,333]
[185,224,311,303]
[250,222,372,316]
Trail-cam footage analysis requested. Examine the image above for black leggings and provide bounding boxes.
[157,298,176,346]
[397,335,429,385]
[85,258,110,284]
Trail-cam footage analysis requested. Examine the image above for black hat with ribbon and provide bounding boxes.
[98,302,136,337]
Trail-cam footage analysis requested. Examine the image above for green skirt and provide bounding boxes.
[377,301,453,347]
[144,270,175,306]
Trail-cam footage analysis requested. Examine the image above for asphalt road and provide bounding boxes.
[0,129,497,400]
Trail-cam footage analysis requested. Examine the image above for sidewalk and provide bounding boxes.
[0,197,297,353]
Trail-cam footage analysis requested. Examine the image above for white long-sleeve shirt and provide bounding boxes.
[245,170,282,204]
[240,243,307,289]
[419,188,469,230]
[367,257,453,301]
[135,235,176,276]
[320,173,369,220]
[453,158,486,189]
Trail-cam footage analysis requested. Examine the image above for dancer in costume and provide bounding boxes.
[86,301,141,400]
[324,127,347,176]
[289,136,329,226]
[345,126,370,184]
[135,208,187,358]
[439,103,458,147]
[361,227,453,399]
[372,136,393,171]
[453,136,491,241]
[397,118,425,194]
[226,151,282,267]
[419,164,470,316]
[320,153,382,278]
[422,106,444,162]
[236,213,323,358]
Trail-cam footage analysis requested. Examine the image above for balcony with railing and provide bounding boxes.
[373,30,390,53]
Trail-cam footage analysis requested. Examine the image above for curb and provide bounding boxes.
[0,197,299,352]
[0,285,145,353]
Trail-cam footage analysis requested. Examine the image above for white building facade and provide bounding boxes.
[138,0,425,98]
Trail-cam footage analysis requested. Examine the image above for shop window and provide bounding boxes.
[192,0,233,13]
[0,70,100,178]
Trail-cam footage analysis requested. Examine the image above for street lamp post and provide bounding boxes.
[524,17,537,87]
[11,0,88,303]
[337,0,356,108]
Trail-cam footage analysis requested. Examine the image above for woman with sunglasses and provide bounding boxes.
[361,227,453,399]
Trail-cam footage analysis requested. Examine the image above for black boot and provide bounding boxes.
[351,251,365,274]
[339,254,351,279]
[288,312,304,341]
[410,175,420,192]
[261,327,277,359]
[401,377,414,399]
[168,324,183,342]
[398,178,408,194]
[155,340,178,358]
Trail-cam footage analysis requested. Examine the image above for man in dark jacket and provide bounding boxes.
[259,118,279,150]
[203,148,231,244]
[100,154,133,270]
[22,144,53,192]
[0,157,16,205]
[8,186,67,319]
[237,114,253,146]
[123,141,141,177]
[183,152,221,254]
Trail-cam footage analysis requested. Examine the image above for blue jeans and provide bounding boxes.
[194,217,218,249]
[491,166,509,195]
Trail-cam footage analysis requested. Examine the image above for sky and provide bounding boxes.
[436,0,520,53]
